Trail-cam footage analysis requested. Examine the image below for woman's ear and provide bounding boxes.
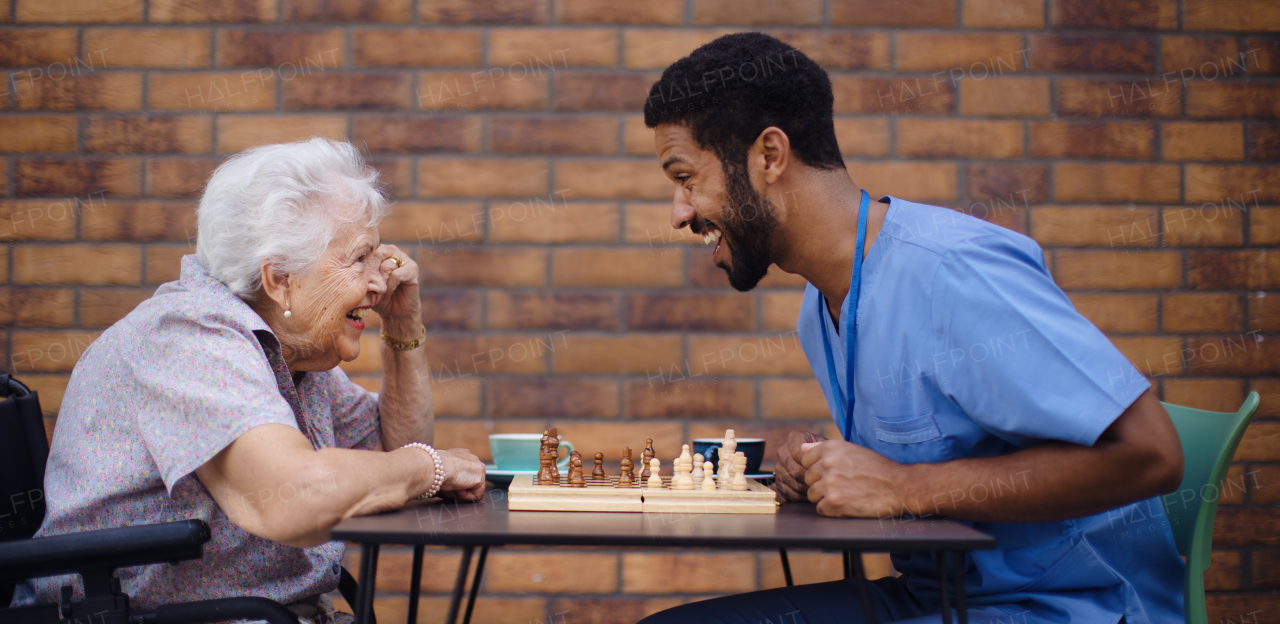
[754,126,791,185]
[258,263,291,312]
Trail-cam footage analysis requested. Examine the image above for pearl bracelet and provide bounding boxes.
[403,443,445,500]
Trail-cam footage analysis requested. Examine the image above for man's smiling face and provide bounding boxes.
[655,123,779,291]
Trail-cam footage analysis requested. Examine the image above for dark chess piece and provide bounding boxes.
[537,451,554,485]
[640,438,655,482]
[619,447,634,486]
[592,452,605,479]
[569,455,586,487]
[549,446,560,483]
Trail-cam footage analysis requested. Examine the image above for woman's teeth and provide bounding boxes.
[346,308,368,321]
[701,229,722,245]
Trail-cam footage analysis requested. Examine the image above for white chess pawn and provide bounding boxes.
[700,461,716,491]
[679,443,692,466]
[676,454,694,490]
[647,458,662,488]
[731,454,748,491]
[691,453,704,481]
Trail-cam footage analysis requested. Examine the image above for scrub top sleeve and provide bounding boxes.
[930,235,1150,448]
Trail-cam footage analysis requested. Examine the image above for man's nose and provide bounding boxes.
[670,186,696,230]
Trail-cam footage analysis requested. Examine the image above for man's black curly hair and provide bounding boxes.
[643,32,845,172]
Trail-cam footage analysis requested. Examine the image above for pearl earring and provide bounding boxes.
[284,309,292,318]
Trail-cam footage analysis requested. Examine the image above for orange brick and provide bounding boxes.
[15,0,142,23]
[623,202,699,247]
[13,244,141,286]
[1252,379,1280,417]
[761,291,804,331]
[83,28,210,69]
[418,71,548,110]
[773,31,890,71]
[284,0,411,22]
[761,378,829,419]
[1029,121,1154,159]
[489,28,616,68]
[1162,205,1245,246]
[1162,122,1244,161]
[1186,165,1280,204]
[551,333,682,374]
[959,77,1050,117]
[1188,250,1280,290]
[485,552,618,593]
[1249,292,1280,332]
[549,421,684,464]
[831,0,957,26]
[487,377,619,417]
[426,378,483,416]
[217,115,348,153]
[422,334,551,375]
[418,158,548,198]
[554,160,670,200]
[0,28,78,66]
[964,0,1043,28]
[352,29,480,67]
[846,162,957,203]
[1053,163,1180,203]
[214,30,344,68]
[144,244,192,284]
[353,116,480,154]
[416,247,546,286]
[554,0,684,24]
[490,117,617,154]
[149,0,276,22]
[1066,293,1158,333]
[968,163,1048,205]
[368,546,467,593]
[490,201,619,243]
[689,333,809,376]
[1238,423,1280,461]
[16,158,141,196]
[148,71,277,111]
[283,73,412,110]
[896,119,1023,158]
[81,200,196,241]
[79,288,153,327]
[14,73,143,111]
[623,116,657,156]
[1053,250,1182,289]
[1031,206,1158,247]
[894,33,1026,72]
[626,293,754,331]
[832,118,891,157]
[622,29,737,70]
[9,331,102,372]
[1186,336,1280,377]
[379,201,483,244]
[1162,36,1240,74]
[416,290,482,331]
[23,375,69,414]
[693,0,820,24]
[0,288,76,327]
[1185,0,1280,32]
[1163,293,1244,333]
[1247,124,1280,160]
[1250,207,1280,245]
[1187,83,1280,120]
[419,0,548,24]
[487,291,618,330]
[829,75,956,115]
[1111,336,1184,376]
[85,115,211,154]
[1051,0,1177,29]
[1055,78,1183,118]
[625,378,754,418]
[761,551,845,588]
[0,116,77,153]
[623,552,756,593]
[1030,34,1155,73]
[551,248,682,287]
[0,199,77,241]
[367,157,412,198]
[1246,36,1280,75]
[144,158,218,197]
[554,71,659,112]
[548,599,648,624]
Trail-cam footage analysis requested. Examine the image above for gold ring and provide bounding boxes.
[391,256,404,268]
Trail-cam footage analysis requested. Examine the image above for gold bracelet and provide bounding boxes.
[380,324,426,351]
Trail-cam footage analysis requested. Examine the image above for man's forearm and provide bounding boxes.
[378,320,434,450]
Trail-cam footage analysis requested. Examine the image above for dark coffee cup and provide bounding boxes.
[691,437,766,475]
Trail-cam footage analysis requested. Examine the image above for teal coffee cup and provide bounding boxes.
[490,433,573,471]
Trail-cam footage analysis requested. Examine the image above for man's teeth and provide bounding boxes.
[701,229,722,245]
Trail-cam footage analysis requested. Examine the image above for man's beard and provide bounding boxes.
[718,163,779,292]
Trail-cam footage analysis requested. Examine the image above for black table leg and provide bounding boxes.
[936,552,952,624]
[952,551,968,624]
[461,545,489,624]
[779,548,794,587]
[849,551,876,624]
[445,545,475,624]
[842,550,852,579]
[406,545,424,624]
[355,543,380,624]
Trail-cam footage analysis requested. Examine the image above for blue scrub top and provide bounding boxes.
[796,196,1184,624]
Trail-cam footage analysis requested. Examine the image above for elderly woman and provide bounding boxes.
[13,138,486,619]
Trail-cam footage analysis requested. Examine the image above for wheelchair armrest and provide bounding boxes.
[0,520,209,583]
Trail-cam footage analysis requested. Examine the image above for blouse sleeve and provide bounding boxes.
[324,367,383,451]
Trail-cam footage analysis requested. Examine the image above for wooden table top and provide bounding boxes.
[331,492,995,551]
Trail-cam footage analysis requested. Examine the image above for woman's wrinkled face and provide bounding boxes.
[279,221,386,371]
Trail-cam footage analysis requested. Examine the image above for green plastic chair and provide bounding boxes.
[1159,392,1260,624]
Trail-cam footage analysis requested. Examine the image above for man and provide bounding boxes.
[639,33,1185,624]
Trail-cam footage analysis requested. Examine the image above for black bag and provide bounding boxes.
[0,373,49,605]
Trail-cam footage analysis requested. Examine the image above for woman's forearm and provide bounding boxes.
[378,318,433,450]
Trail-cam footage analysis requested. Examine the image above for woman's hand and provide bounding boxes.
[371,244,421,337]
[437,448,487,502]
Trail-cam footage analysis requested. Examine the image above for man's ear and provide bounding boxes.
[754,126,791,186]
[258,263,291,312]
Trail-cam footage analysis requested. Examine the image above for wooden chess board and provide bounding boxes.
[507,474,778,514]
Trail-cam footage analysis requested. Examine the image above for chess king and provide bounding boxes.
[638,33,1185,624]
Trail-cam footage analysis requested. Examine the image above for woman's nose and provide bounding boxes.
[670,186,696,230]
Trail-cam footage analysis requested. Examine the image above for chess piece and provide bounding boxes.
[592,452,605,479]
[619,447,634,486]
[679,444,692,470]
[537,450,554,485]
[718,429,737,486]
[647,458,662,488]
[640,439,655,482]
[569,455,586,487]
[731,454,748,491]
[701,461,716,490]
[691,453,704,481]
[675,448,694,490]
[549,445,561,484]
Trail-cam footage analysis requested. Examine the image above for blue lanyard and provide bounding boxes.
[818,189,871,442]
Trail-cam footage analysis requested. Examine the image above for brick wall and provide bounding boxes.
[2,0,1278,621]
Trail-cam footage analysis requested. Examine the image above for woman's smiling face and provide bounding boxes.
[277,220,387,371]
